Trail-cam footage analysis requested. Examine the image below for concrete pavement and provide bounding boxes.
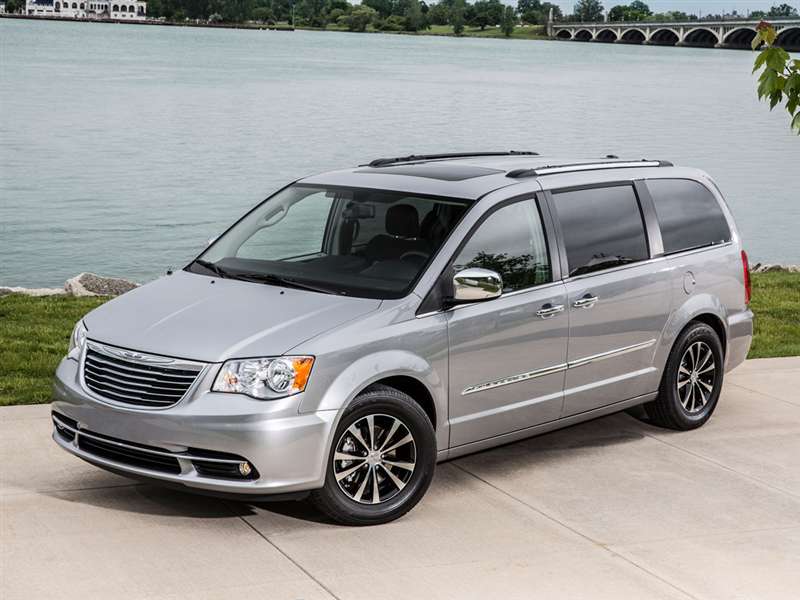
[2,357,799,600]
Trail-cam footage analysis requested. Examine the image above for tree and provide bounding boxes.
[342,4,376,30]
[4,0,24,12]
[451,0,465,33]
[470,0,503,29]
[608,1,649,21]
[403,0,425,30]
[299,0,327,26]
[428,1,449,24]
[251,5,273,20]
[752,22,800,134]
[573,0,603,21]
[363,0,396,18]
[767,3,799,18]
[501,5,516,35]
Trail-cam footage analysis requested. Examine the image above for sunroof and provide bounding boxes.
[355,164,503,181]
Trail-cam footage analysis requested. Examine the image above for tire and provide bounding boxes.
[641,321,725,430]
[311,384,436,526]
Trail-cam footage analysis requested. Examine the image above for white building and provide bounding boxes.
[25,0,146,19]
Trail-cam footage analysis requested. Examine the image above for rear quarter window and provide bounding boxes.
[647,179,731,254]
[552,185,649,277]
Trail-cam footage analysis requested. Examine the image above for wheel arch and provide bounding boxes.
[307,350,447,448]
[654,294,729,373]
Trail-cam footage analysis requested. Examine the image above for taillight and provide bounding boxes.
[741,250,751,306]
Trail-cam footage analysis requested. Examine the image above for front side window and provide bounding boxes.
[453,200,551,293]
[647,179,731,255]
[553,185,649,277]
[190,185,469,299]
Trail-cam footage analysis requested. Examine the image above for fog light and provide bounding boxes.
[238,462,252,477]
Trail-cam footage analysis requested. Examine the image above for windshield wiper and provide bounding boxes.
[229,271,342,295]
[194,259,230,279]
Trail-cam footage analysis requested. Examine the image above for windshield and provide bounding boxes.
[188,185,471,299]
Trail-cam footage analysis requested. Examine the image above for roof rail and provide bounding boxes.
[506,159,673,179]
[365,151,539,168]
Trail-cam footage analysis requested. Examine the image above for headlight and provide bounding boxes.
[212,356,314,399]
[67,320,88,360]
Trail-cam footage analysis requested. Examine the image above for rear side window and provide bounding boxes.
[552,185,649,277]
[453,200,551,292]
[647,179,731,254]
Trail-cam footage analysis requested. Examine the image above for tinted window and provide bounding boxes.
[553,185,649,277]
[648,179,731,254]
[453,200,550,292]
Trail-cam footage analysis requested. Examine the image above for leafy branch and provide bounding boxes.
[752,22,800,134]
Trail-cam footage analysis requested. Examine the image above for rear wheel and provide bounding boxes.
[311,384,436,525]
[640,321,724,430]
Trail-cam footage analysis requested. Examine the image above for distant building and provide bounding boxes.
[0,1,6,13]
[25,0,146,19]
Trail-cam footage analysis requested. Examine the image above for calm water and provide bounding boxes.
[1,19,799,287]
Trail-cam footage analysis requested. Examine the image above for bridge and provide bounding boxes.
[548,19,800,50]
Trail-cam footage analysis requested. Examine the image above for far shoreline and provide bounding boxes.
[0,13,551,41]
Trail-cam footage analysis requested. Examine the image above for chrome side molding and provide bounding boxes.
[461,338,657,395]
[462,363,568,396]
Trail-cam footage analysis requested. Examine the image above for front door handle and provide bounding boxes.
[573,295,598,309]
[536,304,565,319]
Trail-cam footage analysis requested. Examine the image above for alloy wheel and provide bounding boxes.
[677,341,717,414]
[333,414,416,505]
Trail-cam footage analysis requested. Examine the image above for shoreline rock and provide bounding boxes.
[1,273,139,298]
[750,263,800,274]
[64,272,138,297]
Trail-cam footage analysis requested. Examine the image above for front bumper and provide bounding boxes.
[52,357,338,496]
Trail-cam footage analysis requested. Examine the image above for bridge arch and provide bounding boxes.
[595,28,618,43]
[775,27,800,51]
[683,26,720,47]
[555,29,572,39]
[574,29,593,41]
[650,28,680,46]
[723,27,758,49]
[620,28,646,44]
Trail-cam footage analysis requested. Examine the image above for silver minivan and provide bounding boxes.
[52,153,754,525]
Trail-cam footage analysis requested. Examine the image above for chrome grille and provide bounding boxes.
[82,342,205,408]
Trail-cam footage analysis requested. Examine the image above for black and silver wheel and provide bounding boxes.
[677,341,717,414]
[311,384,436,525]
[641,321,724,430]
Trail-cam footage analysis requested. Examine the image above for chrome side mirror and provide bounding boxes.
[452,268,503,303]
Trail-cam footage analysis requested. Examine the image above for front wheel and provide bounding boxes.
[311,384,436,525]
[642,321,725,430]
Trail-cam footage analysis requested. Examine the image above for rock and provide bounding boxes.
[751,264,800,274]
[0,286,66,297]
[64,273,138,297]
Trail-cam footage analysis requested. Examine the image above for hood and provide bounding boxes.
[83,270,382,363]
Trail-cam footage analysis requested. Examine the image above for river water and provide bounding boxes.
[1,19,798,287]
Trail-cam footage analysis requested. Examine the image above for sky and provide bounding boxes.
[550,1,797,16]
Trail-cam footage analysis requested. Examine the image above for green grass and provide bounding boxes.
[0,295,106,406]
[0,271,797,406]
[748,271,800,358]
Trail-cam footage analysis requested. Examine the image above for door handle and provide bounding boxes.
[536,304,565,319]
[573,295,598,309]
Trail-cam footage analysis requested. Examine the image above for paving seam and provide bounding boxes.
[640,430,800,502]
[0,482,142,497]
[450,462,700,600]
[726,381,800,408]
[224,503,342,600]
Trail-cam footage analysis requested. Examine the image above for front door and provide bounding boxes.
[549,183,671,417]
[447,198,569,448]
